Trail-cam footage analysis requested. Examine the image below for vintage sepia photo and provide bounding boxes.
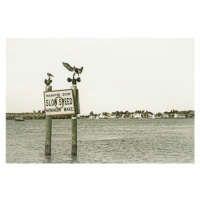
[6,38,194,163]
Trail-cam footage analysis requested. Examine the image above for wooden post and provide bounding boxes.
[71,85,78,156]
[45,85,52,156]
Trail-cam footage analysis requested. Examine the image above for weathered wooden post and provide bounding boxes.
[71,85,78,155]
[62,62,83,156]
[45,85,52,156]
[44,73,54,156]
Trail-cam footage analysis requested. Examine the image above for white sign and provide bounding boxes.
[44,89,75,116]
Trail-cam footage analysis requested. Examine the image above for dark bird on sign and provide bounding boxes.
[62,62,83,76]
[44,78,52,86]
[45,72,53,86]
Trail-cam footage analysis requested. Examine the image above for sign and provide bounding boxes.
[44,89,75,116]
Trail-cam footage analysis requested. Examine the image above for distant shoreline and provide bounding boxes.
[6,113,71,120]
[6,112,194,120]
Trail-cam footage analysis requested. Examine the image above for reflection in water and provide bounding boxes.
[6,119,194,163]
[70,155,78,163]
[45,155,52,163]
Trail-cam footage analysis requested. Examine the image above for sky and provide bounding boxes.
[6,38,194,114]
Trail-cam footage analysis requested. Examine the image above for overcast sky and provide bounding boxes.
[6,38,194,114]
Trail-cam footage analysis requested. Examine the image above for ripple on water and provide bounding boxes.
[6,118,194,163]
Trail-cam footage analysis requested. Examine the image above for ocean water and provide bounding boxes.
[6,118,194,163]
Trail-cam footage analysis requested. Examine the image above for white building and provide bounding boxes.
[133,113,142,118]
[99,113,106,119]
[174,113,178,118]
[88,115,95,119]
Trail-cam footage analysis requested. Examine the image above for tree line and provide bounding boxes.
[88,109,194,118]
[6,112,71,120]
[6,109,194,120]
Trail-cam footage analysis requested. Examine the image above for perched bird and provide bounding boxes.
[45,72,53,86]
[44,78,52,86]
[62,62,83,76]
[47,72,54,77]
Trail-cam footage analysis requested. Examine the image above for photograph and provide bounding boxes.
[6,38,194,163]
[2,1,200,200]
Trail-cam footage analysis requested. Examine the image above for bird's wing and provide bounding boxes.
[62,62,74,72]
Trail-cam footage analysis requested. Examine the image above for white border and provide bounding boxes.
[1,1,200,200]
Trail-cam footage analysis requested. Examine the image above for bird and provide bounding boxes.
[62,62,83,76]
[45,72,53,86]
[47,72,54,77]
[44,78,52,86]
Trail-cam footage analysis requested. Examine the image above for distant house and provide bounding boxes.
[162,113,169,118]
[80,115,87,119]
[147,113,152,118]
[99,113,108,119]
[174,113,186,118]
[133,113,142,118]
[177,114,187,118]
[110,114,117,119]
[129,114,134,119]
[88,115,95,119]
[148,113,155,119]
[174,113,178,118]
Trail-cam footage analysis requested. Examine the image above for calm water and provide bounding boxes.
[6,118,194,163]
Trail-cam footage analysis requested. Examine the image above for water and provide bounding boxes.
[6,118,194,163]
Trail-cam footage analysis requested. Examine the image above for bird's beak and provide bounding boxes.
[80,67,83,74]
